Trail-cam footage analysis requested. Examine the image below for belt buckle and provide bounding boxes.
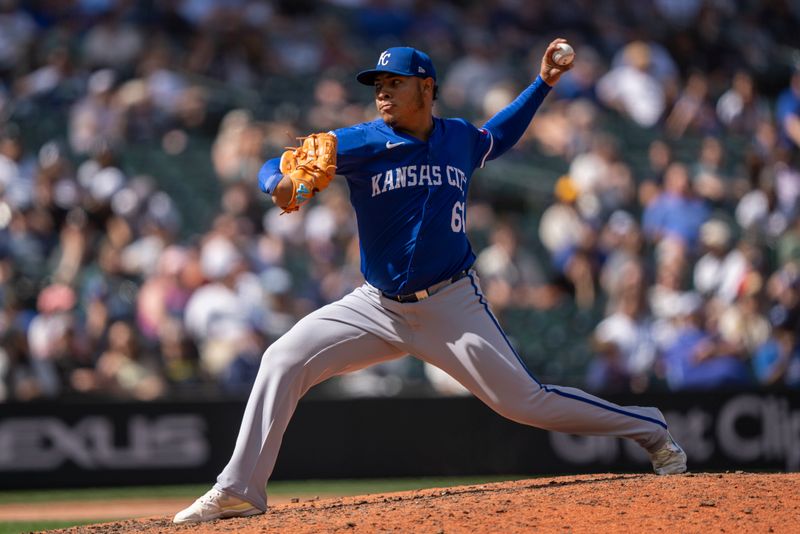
[414,289,429,301]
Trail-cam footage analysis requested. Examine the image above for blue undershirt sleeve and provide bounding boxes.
[482,75,552,161]
[257,157,283,195]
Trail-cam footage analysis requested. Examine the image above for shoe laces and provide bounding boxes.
[197,489,224,507]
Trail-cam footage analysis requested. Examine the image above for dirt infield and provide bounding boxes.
[49,473,800,533]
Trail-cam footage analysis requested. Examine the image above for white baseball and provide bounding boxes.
[552,43,575,66]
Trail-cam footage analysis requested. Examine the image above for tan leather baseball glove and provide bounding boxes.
[279,132,337,213]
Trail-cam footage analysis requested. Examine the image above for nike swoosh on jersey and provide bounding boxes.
[385,141,405,149]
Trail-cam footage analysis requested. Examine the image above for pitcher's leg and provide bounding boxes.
[215,296,405,510]
[413,274,669,452]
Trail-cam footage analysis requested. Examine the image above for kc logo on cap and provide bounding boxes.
[357,47,437,85]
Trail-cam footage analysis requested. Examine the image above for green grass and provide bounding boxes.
[0,476,527,505]
[0,476,529,533]
[0,484,211,505]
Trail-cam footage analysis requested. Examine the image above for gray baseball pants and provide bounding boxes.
[215,272,669,510]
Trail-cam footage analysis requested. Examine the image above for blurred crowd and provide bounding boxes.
[1,0,800,402]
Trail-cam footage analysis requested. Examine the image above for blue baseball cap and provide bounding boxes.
[356,47,436,86]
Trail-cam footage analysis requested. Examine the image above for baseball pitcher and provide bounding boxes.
[174,39,686,524]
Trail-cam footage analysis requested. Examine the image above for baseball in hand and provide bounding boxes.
[551,43,575,66]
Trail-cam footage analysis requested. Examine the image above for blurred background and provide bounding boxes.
[0,0,799,400]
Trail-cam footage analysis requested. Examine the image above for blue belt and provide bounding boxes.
[381,270,470,303]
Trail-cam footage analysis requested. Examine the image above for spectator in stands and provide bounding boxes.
[81,235,141,353]
[609,39,679,98]
[596,41,666,128]
[568,133,635,220]
[556,230,602,310]
[68,69,125,155]
[589,270,657,393]
[539,177,602,311]
[303,184,362,304]
[551,46,602,103]
[717,238,763,305]
[528,98,599,160]
[661,297,753,391]
[26,283,86,397]
[138,44,191,124]
[753,307,800,388]
[598,210,643,304]
[2,0,800,400]
[691,137,728,204]
[219,326,269,395]
[255,266,297,339]
[72,319,165,400]
[539,175,587,257]
[0,125,35,209]
[183,235,264,381]
[157,316,203,388]
[637,140,673,210]
[441,30,510,112]
[716,70,770,136]
[0,344,9,400]
[776,68,800,150]
[5,205,54,292]
[51,207,89,286]
[694,220,737,298]
[642,162,709,251]
[308,77,363,132]
[212,110,264,184]
[665,71,716,138]
[137,245,191,342]
[717,280,772,359]
[646,140,673,184]
[777,217,800,267]
[474,219,551,313]
[0,0,36,83]
[771,154,800,222]
[0,81,7,118]
[648,242,688,321]
[735,169,774,236]
[82,6,144,72]
[13,46,74,101]
[0,310,40,401]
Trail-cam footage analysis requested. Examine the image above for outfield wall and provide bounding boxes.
[1,391,798,489]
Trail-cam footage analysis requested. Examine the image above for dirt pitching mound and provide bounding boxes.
[53,473,799,534]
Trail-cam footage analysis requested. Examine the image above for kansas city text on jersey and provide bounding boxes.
[371,164,468,197]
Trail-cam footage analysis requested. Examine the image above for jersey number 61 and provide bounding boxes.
[451,201,466,233]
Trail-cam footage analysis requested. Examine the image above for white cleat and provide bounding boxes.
[173,488,263,524]
[650,432,688,475]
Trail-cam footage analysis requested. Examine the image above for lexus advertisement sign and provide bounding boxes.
[0,391,797,489]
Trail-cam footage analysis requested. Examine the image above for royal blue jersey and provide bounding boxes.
[334,117,493,295]
[251,77,551,294]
